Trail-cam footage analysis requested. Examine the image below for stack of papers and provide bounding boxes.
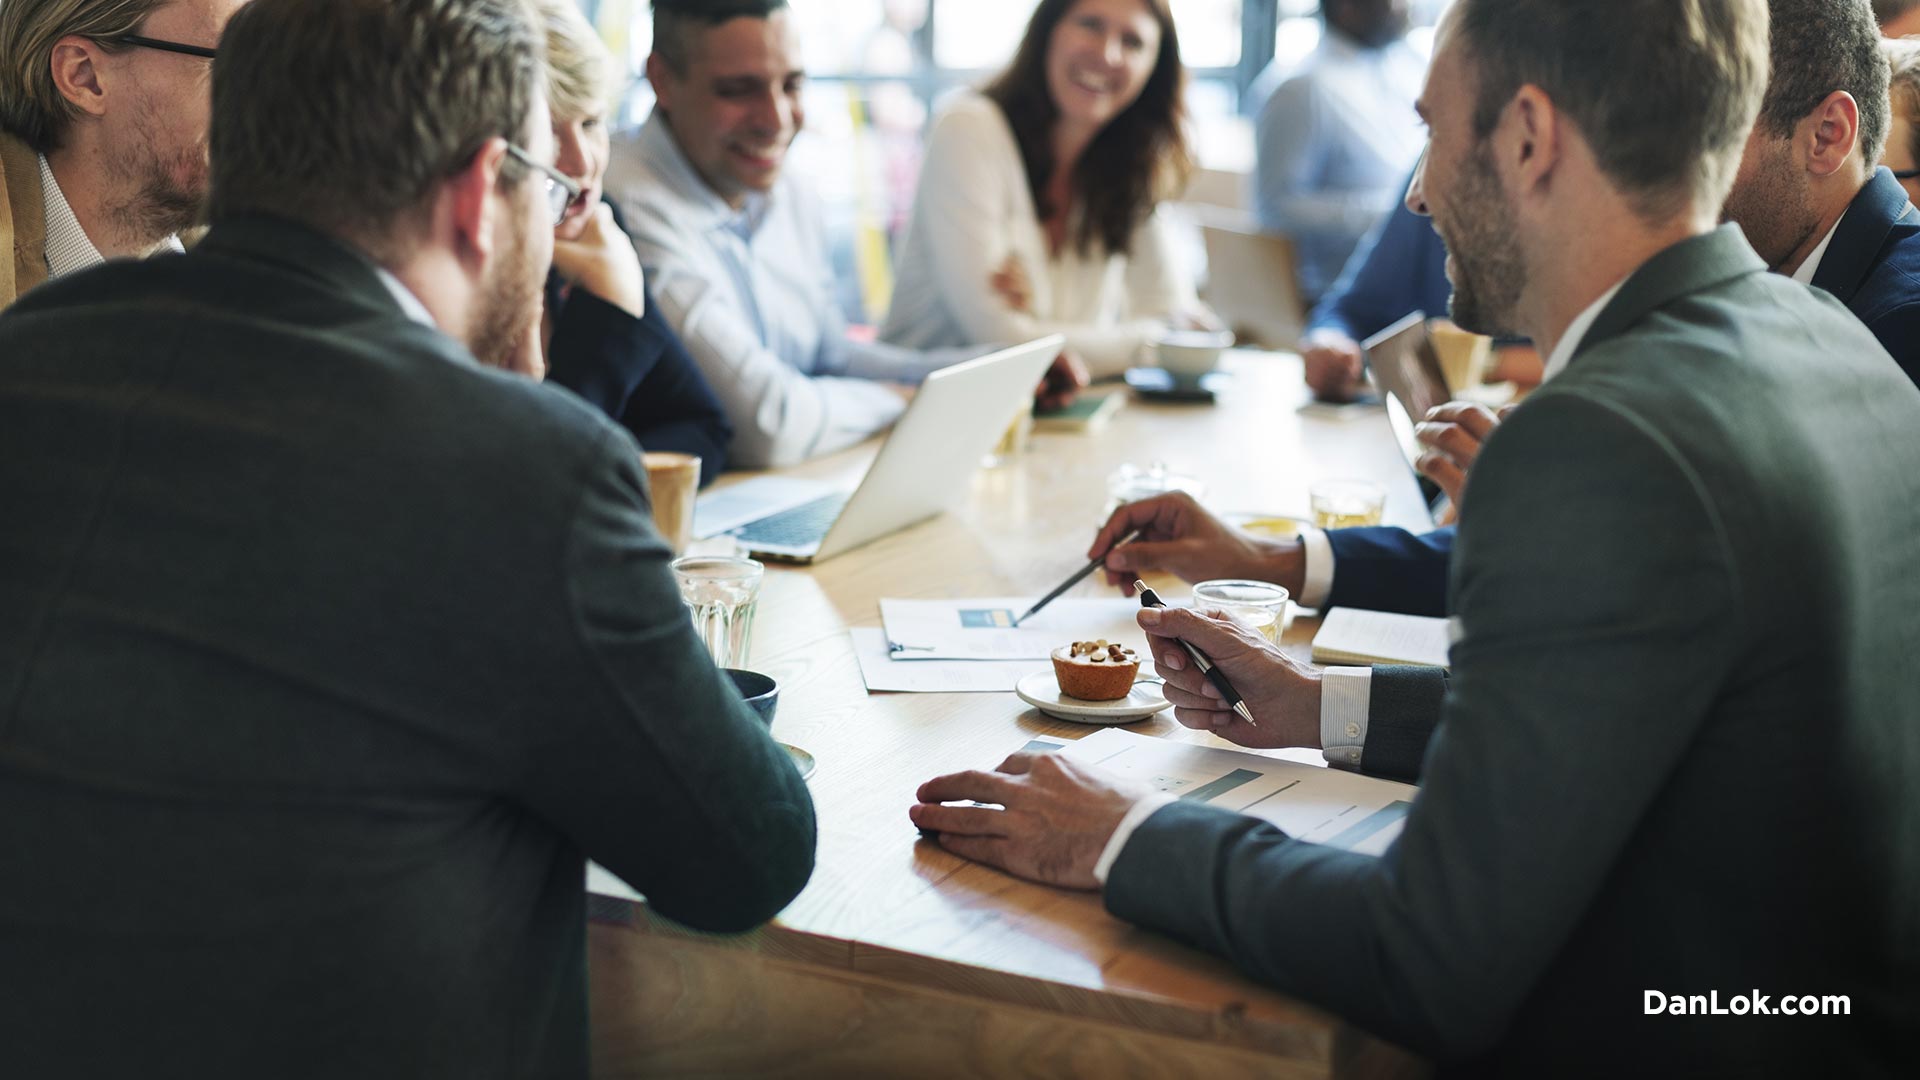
[854,596,1155,693]
[1051,729,1417,855]
[1311,608,1453,668]
[879,596,1147,660]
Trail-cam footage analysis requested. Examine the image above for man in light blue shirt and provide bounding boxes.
[604,0,987,468]
[1250,0,1427,303]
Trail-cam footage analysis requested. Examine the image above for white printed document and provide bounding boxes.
[850,628,1046,693]
[879,596,1152,661]
[1055,729,1419,854]
[1311,607,1452,668]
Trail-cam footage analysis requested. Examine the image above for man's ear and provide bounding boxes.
[446,137,509,270]
[1800,90,1861,179]
[645,53,676,116]
[1499,84,1561,199]
[49,35,110,118]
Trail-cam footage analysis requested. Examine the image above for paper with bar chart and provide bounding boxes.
[1055,729,1418,855]
[879,597,1151,661]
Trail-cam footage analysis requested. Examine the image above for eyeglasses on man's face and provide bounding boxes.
[505,143,583,228]
[113,34,217,59]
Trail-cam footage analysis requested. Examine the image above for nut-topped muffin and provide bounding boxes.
[1050,639,1141,701]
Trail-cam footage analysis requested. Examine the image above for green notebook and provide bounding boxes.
[1033,391,1124,433]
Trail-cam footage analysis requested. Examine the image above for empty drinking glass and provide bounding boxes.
[672,555,763,669]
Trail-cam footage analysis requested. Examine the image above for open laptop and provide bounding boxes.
[691,336,1063,564]
[1196,214,1308,350]
[1363,313,1453,526]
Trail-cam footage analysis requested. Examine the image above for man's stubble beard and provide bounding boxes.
[1440,142,1527,339]
[108,94,208,245]
[470,207,546,371]
[1719,142,1815,271]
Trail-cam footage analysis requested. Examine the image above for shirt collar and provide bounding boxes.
[372,267,440,331]
[37,152,183,278]
[1788,209,1845,285]
[1541,278,1628,384]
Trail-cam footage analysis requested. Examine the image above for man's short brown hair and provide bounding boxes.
[0,0,169,152]
[206,0,542,260]
[1454,0,1770,220]
[1756,0,1891,168]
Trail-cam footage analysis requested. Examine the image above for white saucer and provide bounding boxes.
[1014,671,1173,725]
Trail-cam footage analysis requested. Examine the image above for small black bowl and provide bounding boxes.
[724,668,779,727]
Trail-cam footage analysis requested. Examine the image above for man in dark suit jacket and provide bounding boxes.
[913,0,1919,1074]
[1093,0,1920,622]
[0,1,813,1077]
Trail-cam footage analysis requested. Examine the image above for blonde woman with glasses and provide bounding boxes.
[522,0,732,484]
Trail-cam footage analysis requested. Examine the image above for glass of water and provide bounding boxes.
[1192,579,1293,643]
[672,555,763,669]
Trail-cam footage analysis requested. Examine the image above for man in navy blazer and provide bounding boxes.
[1092,0,1920,622]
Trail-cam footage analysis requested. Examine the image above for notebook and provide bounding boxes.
[1032,391,1124,433]
[1311,608,1453,668]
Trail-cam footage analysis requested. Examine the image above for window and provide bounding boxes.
[1174,0,1242,70]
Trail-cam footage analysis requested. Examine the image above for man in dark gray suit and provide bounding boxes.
[0,0,813,1076]
[913,0,1920,1074]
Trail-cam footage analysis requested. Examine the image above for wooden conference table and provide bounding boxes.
[586,351,1437,1079]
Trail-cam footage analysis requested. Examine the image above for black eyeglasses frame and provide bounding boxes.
[115,34,217,59]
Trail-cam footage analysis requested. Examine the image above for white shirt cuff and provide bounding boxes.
[1092,793,1178,886]
[1320,666,1373,770]
[1297,527,1336,609]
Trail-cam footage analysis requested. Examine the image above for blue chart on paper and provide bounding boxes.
[1325,800,1413,848]
[1177,768,1265,803]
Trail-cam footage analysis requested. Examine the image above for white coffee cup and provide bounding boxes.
[1151,328,1236,381]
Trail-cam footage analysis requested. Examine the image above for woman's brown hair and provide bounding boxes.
[983,0,1193,259]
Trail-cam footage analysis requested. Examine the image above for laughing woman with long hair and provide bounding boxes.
[880,0,1212,378]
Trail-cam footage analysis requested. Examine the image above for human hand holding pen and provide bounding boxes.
[1088,492,1305,597]
[1135,604,1323,750]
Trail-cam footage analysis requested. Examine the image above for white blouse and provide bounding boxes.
[880,91,1197,378]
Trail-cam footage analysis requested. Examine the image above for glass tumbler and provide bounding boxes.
[672,555,763,669]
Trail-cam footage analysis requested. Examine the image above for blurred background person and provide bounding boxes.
[1882,34,1920,203]
[881,0,1212,380]
[1249,0,1425,305]
[606,0,1037,468]
[530,0,731,484]
[1876,0,1920,36]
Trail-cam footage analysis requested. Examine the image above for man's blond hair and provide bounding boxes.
[0,0,170,152]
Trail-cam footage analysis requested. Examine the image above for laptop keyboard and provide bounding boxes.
[735,493,851,549]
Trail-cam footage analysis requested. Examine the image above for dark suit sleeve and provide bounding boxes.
[1865,300,1920,391]
[1324,526,1454,616]
[516,428,813,932]
[1105,392,1740,1057]
[1358,665,1448,783]
[544,284,734,487]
